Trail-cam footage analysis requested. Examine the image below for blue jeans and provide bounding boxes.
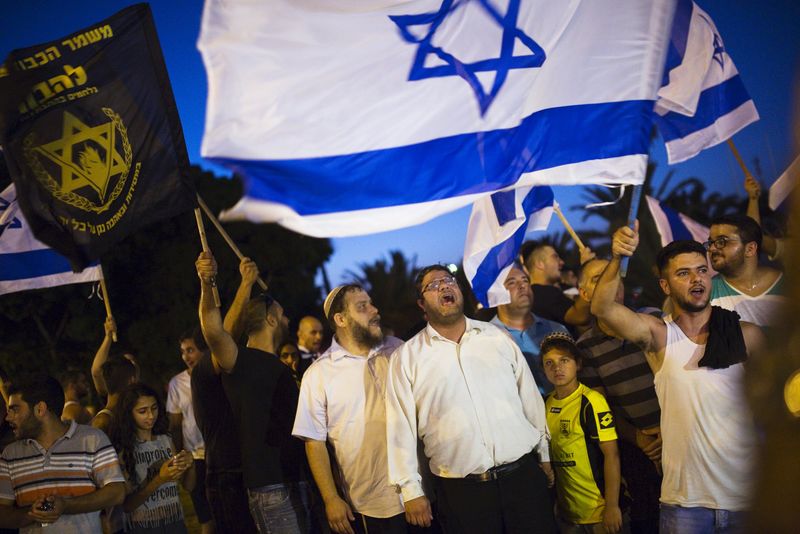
[247,481,311,534]
[659,504,747,534]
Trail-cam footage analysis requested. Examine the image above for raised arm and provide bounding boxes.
[196,251,239,373]
[91,316,117,397]
[744,175,761,225]
[590,223,662,354]
[223,257,259,343]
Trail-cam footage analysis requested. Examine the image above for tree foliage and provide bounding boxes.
[0,165,332,388]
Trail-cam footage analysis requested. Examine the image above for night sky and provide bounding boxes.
[2,0,798,283]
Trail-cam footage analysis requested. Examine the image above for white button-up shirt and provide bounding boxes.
[386,318,550,502]
[293,336,404,518]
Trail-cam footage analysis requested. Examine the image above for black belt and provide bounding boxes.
[463,452,533,482]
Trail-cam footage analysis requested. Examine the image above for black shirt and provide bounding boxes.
[221,346,305,489]
[191,354,243,474]
[532,283,574,325]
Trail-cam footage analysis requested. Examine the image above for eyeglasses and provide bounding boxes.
[422,275,457,293]
[703,236,741,250]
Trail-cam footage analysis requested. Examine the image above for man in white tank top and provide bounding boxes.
[589,222,764,534]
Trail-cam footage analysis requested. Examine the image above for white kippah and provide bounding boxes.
[323,285,347,320]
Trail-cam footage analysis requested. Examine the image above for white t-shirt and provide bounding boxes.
[166,370,205,459]
[293,336,404,518]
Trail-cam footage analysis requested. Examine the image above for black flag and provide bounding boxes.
[0,4,195,271]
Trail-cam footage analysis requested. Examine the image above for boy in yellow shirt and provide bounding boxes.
[541,332,624,533]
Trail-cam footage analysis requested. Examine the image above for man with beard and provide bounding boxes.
[707,214,786,327]
[386,265,555,534]
[196,251,310,533]
[0,374,125,532]
[293,285,405,534]
[490,264,568,395]
[591,223,764,533]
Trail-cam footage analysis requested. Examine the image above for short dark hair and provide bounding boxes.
[539,333,583,366]
[8,374,65,416]
[325,284,364,329]
[102,357,137,395]
[58,368,87,387]
[179,326,208,353]
[656,240,708,276]
[520,240,548,266]
[710,214,762,252]
[414,265,454,297]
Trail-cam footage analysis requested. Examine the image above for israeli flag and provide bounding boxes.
[464,185,553,307]
[199,0,674,237]
[654,0,759,164]
[645,195,708,247]
[0,184,101,295]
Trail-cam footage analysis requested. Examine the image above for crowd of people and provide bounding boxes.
[0,184,788,534]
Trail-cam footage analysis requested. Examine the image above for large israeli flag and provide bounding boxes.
[200,0,674,237]
[654,0,759,164]
[463,185,553,307]
[0,184,101,295]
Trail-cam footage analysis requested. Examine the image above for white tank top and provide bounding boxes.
[654,319,755,511]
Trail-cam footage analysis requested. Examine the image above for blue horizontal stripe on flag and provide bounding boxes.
[212,99,651,216]
[661,203,693,242]
[471,186,554,307]
[654,75,751,142]
[0,249,76,281]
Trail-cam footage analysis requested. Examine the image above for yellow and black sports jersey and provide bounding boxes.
[546,382,617,524]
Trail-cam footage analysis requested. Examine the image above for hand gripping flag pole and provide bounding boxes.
[196,194,267,291]
[98,265,117,342]
[194,208,221,308]
[621,185,643,279]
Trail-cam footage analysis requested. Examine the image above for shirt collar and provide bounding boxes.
[326,336,387,362]
[425,316,484,341]
[490,312,542,332]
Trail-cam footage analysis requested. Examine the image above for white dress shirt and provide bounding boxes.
[386,318,550,502]
[293,336,404,518]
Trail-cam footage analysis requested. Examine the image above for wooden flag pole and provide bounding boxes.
[553,203,586,251]
[620,184,643,278]
[727,138,754,178]
[98,265,117,342]
[196,194,267,291]
[194,208,222,307]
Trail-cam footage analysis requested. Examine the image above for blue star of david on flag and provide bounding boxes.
[711,32,725,69]
[390,0,546,115]
[0,195,22,239]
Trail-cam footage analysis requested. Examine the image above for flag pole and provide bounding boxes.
[196,194,267,291]
[98,265,117,342]
[727,138,754,178]
[620,184,643,278]
[194,208,222,307]
[553,202,586,251]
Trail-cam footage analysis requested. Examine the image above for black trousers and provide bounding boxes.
[434,453,556,534]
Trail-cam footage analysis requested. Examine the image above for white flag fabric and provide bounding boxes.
[0,184,102,295]
[463,185,552,308]
[654,0,758,164]
[768,154,799,210]
[646,194,709,247]
[199,0,673,237]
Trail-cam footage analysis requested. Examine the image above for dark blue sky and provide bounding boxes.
[2,1,798,284]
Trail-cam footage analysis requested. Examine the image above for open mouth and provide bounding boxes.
[441,293,456,305]
[690,286,705,297]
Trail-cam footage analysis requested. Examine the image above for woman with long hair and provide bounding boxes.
[109,383,195,533]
